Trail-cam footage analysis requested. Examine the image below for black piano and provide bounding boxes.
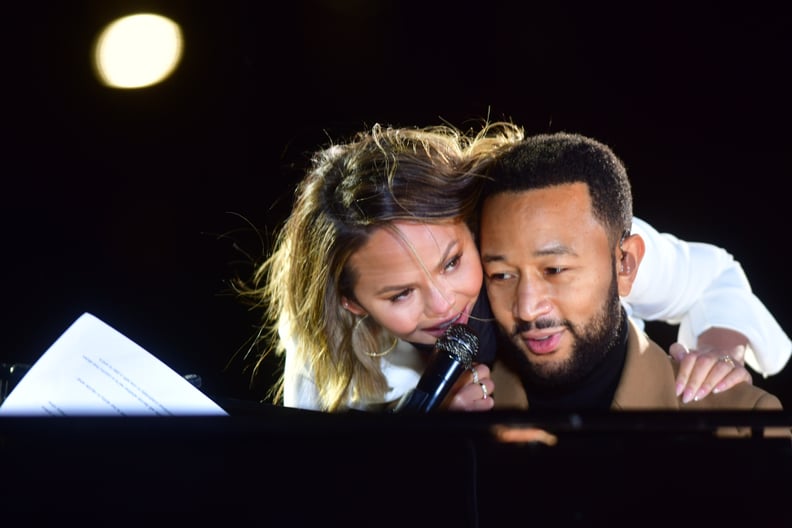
[1,402,790,527]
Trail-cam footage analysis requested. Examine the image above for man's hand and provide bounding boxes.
[670,327,753,403]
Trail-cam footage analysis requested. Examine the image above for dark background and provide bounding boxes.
[3,1,790,405]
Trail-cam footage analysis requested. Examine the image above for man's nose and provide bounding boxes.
[514,275,552,322]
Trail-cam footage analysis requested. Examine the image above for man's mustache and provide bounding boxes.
[512,318,566,336]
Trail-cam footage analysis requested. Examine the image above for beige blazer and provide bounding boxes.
[491,319,788,437]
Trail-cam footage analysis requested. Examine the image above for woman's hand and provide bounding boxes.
[446,363,495,411]
[670,327,753,403]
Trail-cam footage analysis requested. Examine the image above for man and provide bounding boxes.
[477,132,785,435]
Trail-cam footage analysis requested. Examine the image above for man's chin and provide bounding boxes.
[520,348,570,381]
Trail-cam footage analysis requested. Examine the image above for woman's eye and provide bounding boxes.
[389,289,412,302]
[444,254,462,272]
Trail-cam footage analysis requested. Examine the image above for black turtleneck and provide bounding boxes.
[516,313,629,411]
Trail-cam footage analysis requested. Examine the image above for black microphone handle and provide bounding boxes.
[416,352,470,409]
[392,351,468,413]
[391,388,430,413]
[391,323,479,414]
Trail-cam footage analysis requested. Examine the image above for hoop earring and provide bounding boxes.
[353,313,369,333]
[353,314,399,358]
[366,337,399,358]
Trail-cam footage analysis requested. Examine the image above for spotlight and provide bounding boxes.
[93,13,183,89]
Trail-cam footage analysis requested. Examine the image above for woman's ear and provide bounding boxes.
[341,296,367,316]
[616,233,645,297]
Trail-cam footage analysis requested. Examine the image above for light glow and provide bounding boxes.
[94,13,183,89]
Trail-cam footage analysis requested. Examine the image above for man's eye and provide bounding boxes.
[487,272,513,281]
[545,267,565,275]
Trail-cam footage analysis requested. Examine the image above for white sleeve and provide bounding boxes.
[280,321,322,410]
[282,347,322,410]
[282,338,423,411]
[623,216,791,376]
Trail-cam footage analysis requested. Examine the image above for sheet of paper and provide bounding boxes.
[0,312,229,416]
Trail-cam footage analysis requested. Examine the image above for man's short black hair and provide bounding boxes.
[482,132,633,246]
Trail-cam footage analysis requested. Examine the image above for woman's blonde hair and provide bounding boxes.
[237,120,524,410]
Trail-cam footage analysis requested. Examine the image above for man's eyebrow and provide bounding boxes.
[481,254,504,264]
[481,243,576,264]
[536,244,576,256]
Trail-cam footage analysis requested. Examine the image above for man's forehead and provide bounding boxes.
[482,184,593,221]
[480,184,608,254]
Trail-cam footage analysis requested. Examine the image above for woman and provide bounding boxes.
[236,121,790,411]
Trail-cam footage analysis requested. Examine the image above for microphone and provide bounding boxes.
[392,323,479,413]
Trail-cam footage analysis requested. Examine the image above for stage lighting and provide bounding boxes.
[93,13,183,89]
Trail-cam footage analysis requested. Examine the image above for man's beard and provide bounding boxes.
[507,271,623,392]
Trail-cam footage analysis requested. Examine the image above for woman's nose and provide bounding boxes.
[426,282,455,315]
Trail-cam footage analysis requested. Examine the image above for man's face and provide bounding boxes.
[479,182,623,386]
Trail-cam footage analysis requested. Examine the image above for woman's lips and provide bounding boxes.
[424,311,468,337]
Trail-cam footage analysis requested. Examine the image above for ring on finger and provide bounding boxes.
[479,382,488,400]
[718,355,736,368]
[470,366,480,385]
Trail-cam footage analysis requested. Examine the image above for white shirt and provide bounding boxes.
[283,216,792,410]
[627,217,790,376]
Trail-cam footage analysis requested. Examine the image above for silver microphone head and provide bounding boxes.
[435,323,479,368]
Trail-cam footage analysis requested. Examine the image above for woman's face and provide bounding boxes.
[343,220,483,346]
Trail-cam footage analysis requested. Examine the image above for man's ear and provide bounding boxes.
[341,296,367,316]
[616,233,645,297]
